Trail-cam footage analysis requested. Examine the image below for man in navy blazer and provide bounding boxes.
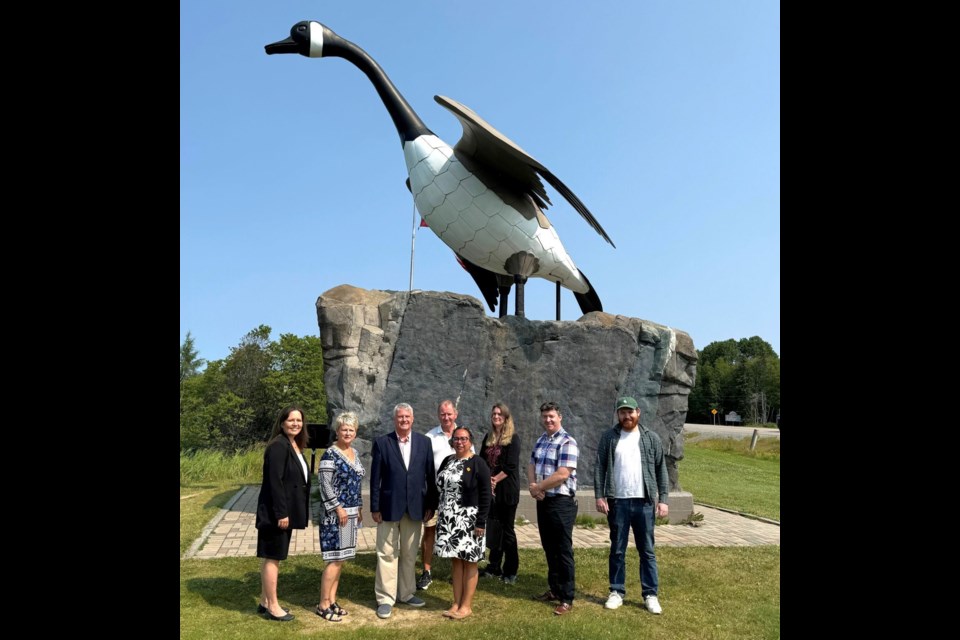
[370,403,439,618]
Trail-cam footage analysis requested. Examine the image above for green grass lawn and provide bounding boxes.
[180,448,265,553]
[181,484,240,554]
[180,547,779,639]
[680,437,780,521]
[181,440,780,637]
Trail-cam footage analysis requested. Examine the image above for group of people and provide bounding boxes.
[253,394,669,622]
[254,405,366,622]
[368,399,506,620]
[527,396,670,617]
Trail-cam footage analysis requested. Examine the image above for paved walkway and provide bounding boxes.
[183,487,779,559]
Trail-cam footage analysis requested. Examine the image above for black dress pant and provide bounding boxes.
[536,495,577,602]
[487,501,519,577]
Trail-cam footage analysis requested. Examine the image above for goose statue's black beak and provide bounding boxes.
[265,37,299,54]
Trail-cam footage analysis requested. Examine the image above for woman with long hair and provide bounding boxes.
[255,405,311,621]
[479,402,522,583]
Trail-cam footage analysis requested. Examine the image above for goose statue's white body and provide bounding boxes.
[405,133,584,292]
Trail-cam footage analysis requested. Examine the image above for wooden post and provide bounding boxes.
[750,429,759,451]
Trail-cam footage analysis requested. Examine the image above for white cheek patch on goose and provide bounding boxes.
[309,23,323,58]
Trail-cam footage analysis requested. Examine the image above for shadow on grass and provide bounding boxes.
[184,554,466,616]
[184,551,563,620]
[205,488,240,510]
[183,550,635,616]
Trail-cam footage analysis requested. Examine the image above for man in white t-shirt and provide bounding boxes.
[417,399,472,590]
[594,396,669,615]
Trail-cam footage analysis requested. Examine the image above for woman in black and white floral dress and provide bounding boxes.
[435,427,491,620]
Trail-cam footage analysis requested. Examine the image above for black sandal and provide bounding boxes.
[315,605,342,622]
[330,602,348,616]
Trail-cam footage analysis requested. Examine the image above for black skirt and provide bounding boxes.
[256,526,293,560]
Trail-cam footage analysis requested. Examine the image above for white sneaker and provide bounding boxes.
[604,592,623,610]
[644,595,662,614]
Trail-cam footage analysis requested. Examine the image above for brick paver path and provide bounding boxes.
[184,486,779,559]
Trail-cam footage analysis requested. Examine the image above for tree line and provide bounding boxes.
[180,330,779,449]
[686,336,780,425]
[180,326,326,451]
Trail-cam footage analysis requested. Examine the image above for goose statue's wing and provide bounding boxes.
[455,254,500,312]
[435,95,615,248]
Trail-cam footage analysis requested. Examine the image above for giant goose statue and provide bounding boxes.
[266,21,615,316]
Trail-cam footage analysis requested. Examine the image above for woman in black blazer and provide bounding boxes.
[255,405,311,621]
[478,402,522,583]
[435,427,491,620]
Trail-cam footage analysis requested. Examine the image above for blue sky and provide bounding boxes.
[181,1,780,363]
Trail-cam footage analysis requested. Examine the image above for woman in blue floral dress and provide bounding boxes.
[315,412,365,622]
[435,427,491,620]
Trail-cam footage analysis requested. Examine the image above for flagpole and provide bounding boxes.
[409,200,417,292]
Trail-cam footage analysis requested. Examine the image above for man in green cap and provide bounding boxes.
[594,396,669,615]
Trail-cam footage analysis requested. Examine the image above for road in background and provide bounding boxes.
[683,423,780,439]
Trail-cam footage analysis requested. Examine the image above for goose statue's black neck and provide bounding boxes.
[328,36,432,144]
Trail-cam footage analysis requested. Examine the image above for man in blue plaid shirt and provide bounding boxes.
[527,401,578,615]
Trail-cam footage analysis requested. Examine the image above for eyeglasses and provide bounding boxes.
[451,437,470,442]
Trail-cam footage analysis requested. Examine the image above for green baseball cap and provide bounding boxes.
[615,396,638,410]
